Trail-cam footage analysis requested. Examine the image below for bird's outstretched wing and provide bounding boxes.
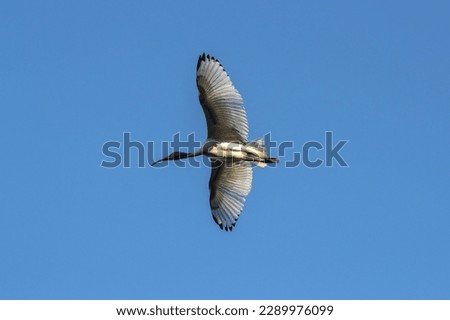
[196,53,249,144]
[209,159,253,231]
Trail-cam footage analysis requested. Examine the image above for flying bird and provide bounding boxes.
[152,53,278,231]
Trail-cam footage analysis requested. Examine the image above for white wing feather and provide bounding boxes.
[209,160,253,231]
[196,54,249,143]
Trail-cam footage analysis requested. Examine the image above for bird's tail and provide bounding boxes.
[264,157,279,163]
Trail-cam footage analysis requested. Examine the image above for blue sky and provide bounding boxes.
[1,1,449,299]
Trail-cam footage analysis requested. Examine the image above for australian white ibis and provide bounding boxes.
[152,53,278,231]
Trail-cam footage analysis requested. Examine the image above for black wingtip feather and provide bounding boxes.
[197,53,206,71]
[212,214,224,230]
[212,213,237,232]
[197,53,224,71]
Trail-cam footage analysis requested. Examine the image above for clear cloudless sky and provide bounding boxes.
[1,0,449,299]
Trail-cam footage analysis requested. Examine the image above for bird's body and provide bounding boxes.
[206,140,273,166]
[153,53,277,231]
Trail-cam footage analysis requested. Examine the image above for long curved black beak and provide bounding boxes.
[151,158,165,166]
[151,153,174,166]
